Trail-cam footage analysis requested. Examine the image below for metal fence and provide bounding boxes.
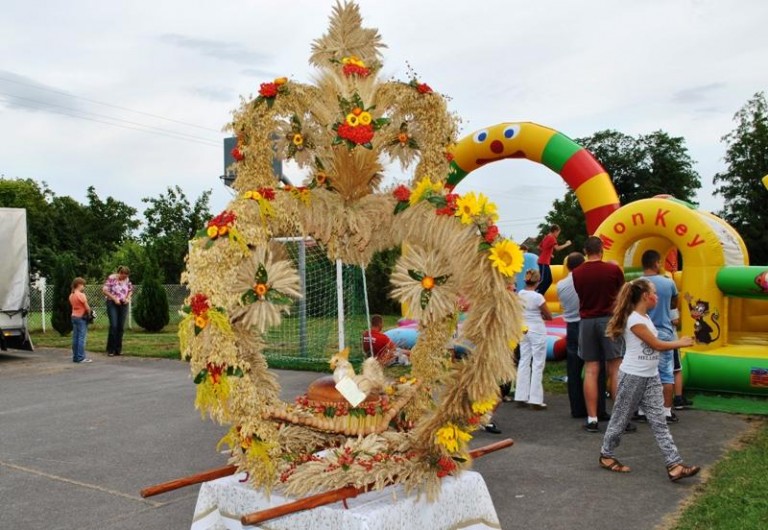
[27,284,189,332]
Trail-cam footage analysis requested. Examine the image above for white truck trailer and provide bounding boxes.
[0,207,33,351]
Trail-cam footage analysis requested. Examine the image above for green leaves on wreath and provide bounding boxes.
[394,201,410,215]
[255,264,268,284]
[194,365,244,384]
[408,269,450,309]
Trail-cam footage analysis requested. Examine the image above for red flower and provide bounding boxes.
[259,82,278,98]
[393,185,411,202]
[417,83,433,94]
[189,293,210,316]
[231,147,244,162]
[208,210,236,228]
[484,224,500,244]
[342,63,371,77]
[435,206,457,216]
[257,187,276,200]
[444,152,455,163]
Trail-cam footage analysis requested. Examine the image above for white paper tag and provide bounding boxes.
[335,376,366,407]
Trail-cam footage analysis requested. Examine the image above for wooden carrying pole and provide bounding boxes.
[140,464,237,498]
[241,438,514,526]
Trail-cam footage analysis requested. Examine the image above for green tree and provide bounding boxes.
[50,253,77,336]
[132,261,170,332]
[104,240,149,284]
[140,186,211,283]
[713,92,768,265]
[541,129,701,262]
[0,178,57,274]
[80,186,140,279]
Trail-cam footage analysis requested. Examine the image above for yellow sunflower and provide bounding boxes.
[488,239,524,277]
[455,192,482,224]
[409,177,443,206]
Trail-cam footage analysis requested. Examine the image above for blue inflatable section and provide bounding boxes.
[384,327,419,349]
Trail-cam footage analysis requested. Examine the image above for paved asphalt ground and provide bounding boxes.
[0,348,755,530]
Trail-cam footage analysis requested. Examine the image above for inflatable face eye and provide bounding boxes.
[503,125,520,139]
[473,130,488,143]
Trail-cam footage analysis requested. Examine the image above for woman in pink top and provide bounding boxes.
[69,277,92,363]
[102,265,133,356]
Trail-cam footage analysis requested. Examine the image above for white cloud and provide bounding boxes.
[1,0,766,243]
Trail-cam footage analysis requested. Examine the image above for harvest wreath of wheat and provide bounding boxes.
[179,1,524,498]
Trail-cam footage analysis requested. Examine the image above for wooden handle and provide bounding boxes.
[240,438,514,525]
[140,464,237,498]
[241,485,363,526]
[468,438,514,459]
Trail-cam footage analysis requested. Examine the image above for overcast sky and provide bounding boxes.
[1,0,766,242]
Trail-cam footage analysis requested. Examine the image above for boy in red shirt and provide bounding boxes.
[536,224,571,295]
[362,315,410,366]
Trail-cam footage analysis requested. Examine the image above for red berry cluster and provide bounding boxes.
[337,122,375,145]
[279,453,321,482]
[189,293,210,316]
[257,187,276,200]
[208,210,236,229]
[436,455,457,477]
[231,147,244,161]
[417,82,433,94]
[205,363,224,384]
[435,193,460,216]
[342,63,371,77]
[393,185,411,202]
[258,82,278,98]
[483,224,500,244]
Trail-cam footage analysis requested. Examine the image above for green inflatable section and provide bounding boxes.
[540,133,581,173]
[715,266,768,300]
[684,351,768,396]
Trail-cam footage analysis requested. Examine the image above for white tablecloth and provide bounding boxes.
[191,471,500,530]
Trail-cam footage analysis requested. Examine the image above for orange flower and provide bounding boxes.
[292,133,304,146]
[316,172,327,185]
[352,107,362,116]
[206,226,218,238]
[397,132,409,144]
[194,314,209,329]
[421,276,435,290]
[254,283,268,297]
[218,225,229,236]
[274,77,288,85]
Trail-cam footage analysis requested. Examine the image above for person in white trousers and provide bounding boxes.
[514,269,553,409]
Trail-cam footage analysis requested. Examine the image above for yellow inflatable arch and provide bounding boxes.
[597,197,743,348]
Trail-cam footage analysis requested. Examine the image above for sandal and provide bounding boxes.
[599,455,631,473]
[667,463,700,482]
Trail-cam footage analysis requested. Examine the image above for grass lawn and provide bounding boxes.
[31,324,182,360]
[670,418,768,530]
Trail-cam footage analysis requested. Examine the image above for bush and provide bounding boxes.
[365,247,401,315]
[51,253,77,336]
[132,261,169,332]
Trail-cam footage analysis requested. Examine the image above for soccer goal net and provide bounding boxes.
[264,237,370,366]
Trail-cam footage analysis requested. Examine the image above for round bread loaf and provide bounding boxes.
[306,375,379,404]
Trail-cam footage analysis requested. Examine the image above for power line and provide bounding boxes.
[1,96,221,148]
[0,74,222,133]
[0,91,222,147]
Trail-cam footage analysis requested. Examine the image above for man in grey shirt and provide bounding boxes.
[557,252,589,418]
